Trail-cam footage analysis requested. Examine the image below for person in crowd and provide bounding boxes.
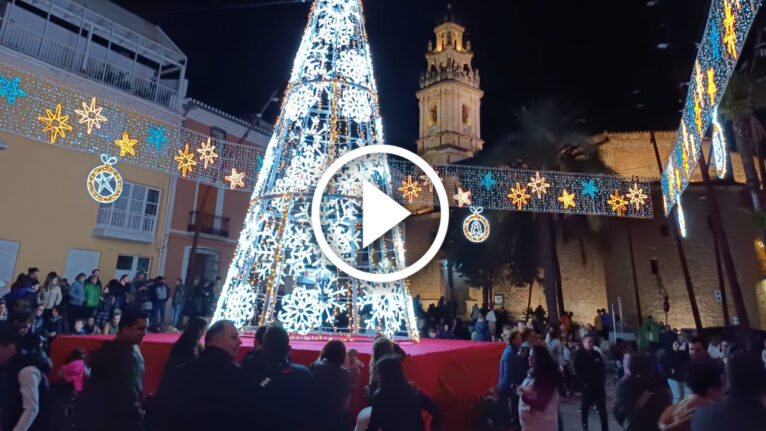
[165,316,207,371]
[89,269,101,288]
[199,279,216,319]
[30,304,45,335]
[70,319,86,336]
[11,309,34,337]
[110,274,129,312]
[473,314,490,341]
[344,347,364,390]
[25,267,40,286]
[662,339,690,404]
[498,328,530,427]
[95,283,117,329]
[38,272,62,314]
[613,352,672,431]
[240,324,269,382]
[517,345,561,431]
[719,340,731,364]
[83,316,98,335]
[43,305,65,339]
[131,272,152,317]
[574,335,609,431]
[5,279,40,312]
[600,308,611,340]
[102,309,122,335]
[83,274,101,318]
[77,311,149,431]
[0,321,53,431]
[151,276,169,330]
[690,351,766,431]
[658,358,724,431]
[688,337,709,361]
[68,273,87,325]
[153,320,247,431]
[660,326,676,353]
[310,339,352,431]
[593,309,604,338]
[453,318,471,340]
[486,306,497,338]
[471,303,481,323]
[58,347,89,394]
[761,338,766,370]
[170,278,186,328]
[367,355,441,431]
[0,299,7,321]
[250,326,317,430]
[184,276,203,318]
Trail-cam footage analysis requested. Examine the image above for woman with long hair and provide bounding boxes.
[516,345,561,430]
[164,316,208,371]
[366,355,440,431]
[38,272,62,314]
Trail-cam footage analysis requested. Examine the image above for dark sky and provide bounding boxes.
[116,0,711,151]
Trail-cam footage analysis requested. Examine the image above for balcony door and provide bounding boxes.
[181,246,220,284]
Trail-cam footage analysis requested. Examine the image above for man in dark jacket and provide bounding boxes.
[691,351,766,431]
[574,335,609,431]
[77,311,148,431]
[240,324,269,381]
[310,339,351,431]
[613,353,672,431]
[497,328,529,426]
[152,320,248,431]
[250,326,317,429]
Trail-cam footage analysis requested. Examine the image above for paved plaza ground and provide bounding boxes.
[560,389,621,431]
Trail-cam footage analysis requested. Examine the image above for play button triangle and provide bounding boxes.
[362,181,411,248]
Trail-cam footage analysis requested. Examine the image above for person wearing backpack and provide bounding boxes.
[613,352,672,431]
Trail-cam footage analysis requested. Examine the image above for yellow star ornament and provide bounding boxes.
[398,175,422,203]
[507,182,531,210]
[453,186,472,207]
[558,189,576,210]
[197,137,219,169]
[608,190,629,216]
[74,97,107,135]
[114,131,138,157]
[174,144,197,177]
[224,168,246,190]
[37,104,72,143]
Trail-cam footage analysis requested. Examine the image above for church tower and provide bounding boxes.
[416,7,484,164]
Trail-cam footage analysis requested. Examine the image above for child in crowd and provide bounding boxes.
[58,347,89,393]
[84,316,98,335]
[344,348,365,389]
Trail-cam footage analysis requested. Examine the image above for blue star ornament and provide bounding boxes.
[581,179,599,198]
[147,126,168,151]
[256,155,264,171]
[0,75,26,105]
[478,172,497,191]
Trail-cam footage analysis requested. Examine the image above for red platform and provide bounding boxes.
[50,334,504,431]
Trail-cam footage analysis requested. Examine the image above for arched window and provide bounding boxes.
[462,105,471,127]
[429,105,438,127]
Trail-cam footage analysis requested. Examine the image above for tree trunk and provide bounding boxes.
[550,217,565,315]
[526,282,533,322]
[733,116,762,210]
[537,214,560,324]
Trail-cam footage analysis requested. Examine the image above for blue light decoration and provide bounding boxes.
[0,75,26,105]
[479,172,497,191]
[147,125,168,151]
[212,0,420,339]
[581,178,599,199]
[662,0,762,216]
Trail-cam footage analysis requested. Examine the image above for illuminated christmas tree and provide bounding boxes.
[213,0,418,338]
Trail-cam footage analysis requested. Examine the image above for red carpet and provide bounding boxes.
[50,334,504,431]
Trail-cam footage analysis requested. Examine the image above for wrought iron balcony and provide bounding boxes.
[188,211,230,238]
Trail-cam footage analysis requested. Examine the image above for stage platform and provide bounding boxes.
[50,334,505,431]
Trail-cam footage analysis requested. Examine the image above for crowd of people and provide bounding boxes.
[0,267,223,344]
[490,307,766,431]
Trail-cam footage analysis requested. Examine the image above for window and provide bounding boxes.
[94,181,161,242]
[63,249,100,283]
[181,247,221,283]
[0,240,20,282]
[462,105,471,126]
[429,105,438,127]
[115,255,151,280]
[211,127,226,141]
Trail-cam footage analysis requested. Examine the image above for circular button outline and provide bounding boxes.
[311,145,450,283]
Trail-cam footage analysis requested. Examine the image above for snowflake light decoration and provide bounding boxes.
[398,175,422,203]
[147,126,169,151]
[626,183,648,210]
[213,0,415,338]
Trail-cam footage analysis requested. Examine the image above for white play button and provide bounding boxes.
[362,181,411,248]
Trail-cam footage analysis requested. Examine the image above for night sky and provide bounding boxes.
[116,0,711,151]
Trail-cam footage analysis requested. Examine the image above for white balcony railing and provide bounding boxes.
[93,206,157,243]
[0,19,180,110]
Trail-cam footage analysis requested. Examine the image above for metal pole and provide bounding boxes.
[697,153,750,328]
[650,131,702,330]
[618,296,624,337]
[710,216,731,326]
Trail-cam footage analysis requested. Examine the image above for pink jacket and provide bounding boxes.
[61,360,86,392]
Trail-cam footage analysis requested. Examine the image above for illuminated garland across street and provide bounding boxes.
[661,0,762,215]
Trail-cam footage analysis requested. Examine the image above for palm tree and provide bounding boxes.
[719,68,766,211]
[494,100,613,324]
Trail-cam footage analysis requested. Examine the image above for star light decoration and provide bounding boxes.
[114,131,138,157]
[527,171,551,199]
[147,126,168,151]
[174,143,197,177]
[507,182,531,210]
[197,137,219,169]
[0,75,26,105]
[37,104,72,143]
[581,179,599,198]
[420,167,443,192]
[558,189,576,210]
[479,172,497,191]
[453,186,472,207]
[398,175,422,203]
[74,97,107,135]
[626,183,648,210]
[608,190,629,216]
[224,168,246,190]
[723,0,738,59]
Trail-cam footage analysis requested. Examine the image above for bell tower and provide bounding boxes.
[416,6,484,164]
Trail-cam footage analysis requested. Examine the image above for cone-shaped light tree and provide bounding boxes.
[213,0,418,339]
